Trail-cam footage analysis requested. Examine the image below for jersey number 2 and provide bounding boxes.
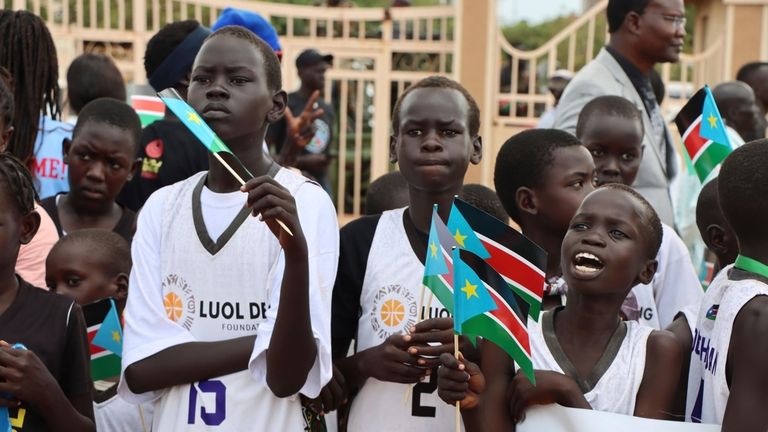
[411,369,438,417]
[188,379,227,426]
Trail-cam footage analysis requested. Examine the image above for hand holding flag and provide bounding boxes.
[158,88,293,236]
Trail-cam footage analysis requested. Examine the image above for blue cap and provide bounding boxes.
[212,8,282,55]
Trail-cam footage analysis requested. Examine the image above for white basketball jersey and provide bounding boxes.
[527,309,653,416]
[348,208,459,432]
[153,170,309,431]
[686,265,768,424]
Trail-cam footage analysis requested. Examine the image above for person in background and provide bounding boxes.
[536,69,573,129]
[736,61,768,120]
[712,81,766,145]
[459,183,509,224]
[365,171,409,215]
[66,53,127,123]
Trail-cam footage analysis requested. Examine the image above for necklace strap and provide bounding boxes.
[734,255,768,279]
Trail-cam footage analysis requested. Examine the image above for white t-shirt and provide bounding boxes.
[348,208,459,432]
[119,169,339,431]
[94,392,154,432]
[686,265,768,424]
[526,309,654,416]
[627,223,703,329]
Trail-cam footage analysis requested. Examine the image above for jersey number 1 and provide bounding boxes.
[188,379,227,426]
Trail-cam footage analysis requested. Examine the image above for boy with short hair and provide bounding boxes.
[0,153,94,431]
[695,178,737,276]
[331,76,482,431]
[685,140,768,430]
[438,185,683,429]
[575,95,702,328]
[493,128,596,309]
[46,229,154,431]
[66,53,126,120]
[364,171,409,215]
[41,98,141,242]
[119,26,338,431]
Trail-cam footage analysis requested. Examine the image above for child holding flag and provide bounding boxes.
[438,184,683,428]
[0,153,94,431]
[46,229,154,431]
[119,26,338,430]
[330,76,482,431]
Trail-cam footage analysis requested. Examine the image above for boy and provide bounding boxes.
[0,153,94,431]
[117,20,211,211]
[493,129,597,309]
[119,26,338,431]
[438,185,683,429]
[66,53,126,122]
[575,95,702,328]
[685,140,768,430]
[331,76,482,431]
[40,98,141,242]
[695,178,737,276]
[459,183,508,224]
[46,229,154,432]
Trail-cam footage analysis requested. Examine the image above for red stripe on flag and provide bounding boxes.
[481,239,545,298]
[88,328,106,356]
[486,288,531,353]
[131,96,165,112]
[682,116,710,161]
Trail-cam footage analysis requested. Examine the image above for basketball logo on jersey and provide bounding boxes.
[162,274,196,330]
[370,284,417,339]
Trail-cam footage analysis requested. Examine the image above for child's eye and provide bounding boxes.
[572,180,584,189]
[65,276,81,287]
[442,129,459,137]
[609,229,628,239]
[621,153,637,162]
[571,222,588,231]
[192,76,211,84]
[230,77,249,85]
[78,152,92,161]
[590,149,604,157]
[406,129,422,137]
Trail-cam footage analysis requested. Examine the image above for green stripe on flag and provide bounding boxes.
[462,314,534,383]
[138,112,163,127]
[693,142,731,181]
[423,274,455,313]
[91,353,121,381]
[507,282,541,322]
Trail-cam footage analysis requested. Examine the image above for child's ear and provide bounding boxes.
[706,224,730,255]
[113,272,129,301]
[127,157,142,182]
[389,135,399,164]
[19,210,41,245]
[636,258,658,285]
[267,90,288,124]
[62,138,72,164]
[469,135,482,165]
[516,187,538,217]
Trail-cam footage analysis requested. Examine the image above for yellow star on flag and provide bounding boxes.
[187,111,202,125]
[453,229,467,247]
[461,279,478,299]
[112,330,121,343]
[429,241,438,258]
[707,113,718,128]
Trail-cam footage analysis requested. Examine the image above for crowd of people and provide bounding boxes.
[1,0,768,431]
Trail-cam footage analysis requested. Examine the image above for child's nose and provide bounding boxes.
[86,161,107,181]
[420,132,443,152]
[206,78,229,99]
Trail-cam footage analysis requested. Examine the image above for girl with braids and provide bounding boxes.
[0,10,73,200]
[0,153,95,432]
[0,66,60,288]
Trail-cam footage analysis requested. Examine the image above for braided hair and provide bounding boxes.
[0,152,36,215]
[0,67,13,128]
[0,10,61,165]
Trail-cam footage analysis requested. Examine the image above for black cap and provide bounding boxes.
[296,49,334,69]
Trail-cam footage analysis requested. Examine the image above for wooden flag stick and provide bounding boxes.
[455,333,461,432]
[213,152,294,237]
[404,284,428,405]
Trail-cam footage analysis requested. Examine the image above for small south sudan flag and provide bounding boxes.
[131,95,165,126]
[675,86,733,182]
[84,298,123,381]
[706,304,719,321]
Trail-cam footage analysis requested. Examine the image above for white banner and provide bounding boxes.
[517,405,720,432]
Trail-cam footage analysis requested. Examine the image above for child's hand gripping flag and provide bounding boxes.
[157,88,293,236]
[675,85,733,182]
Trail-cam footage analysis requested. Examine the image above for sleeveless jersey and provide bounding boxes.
[152,170,310,431]
[527,309,654,415]
[686,265,768,424]
[348,208,459,432]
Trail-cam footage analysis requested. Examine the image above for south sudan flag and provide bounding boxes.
[131,95,165,126]
[448,198,547,321]
[675,86,733,182]
[84,298,123,381]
